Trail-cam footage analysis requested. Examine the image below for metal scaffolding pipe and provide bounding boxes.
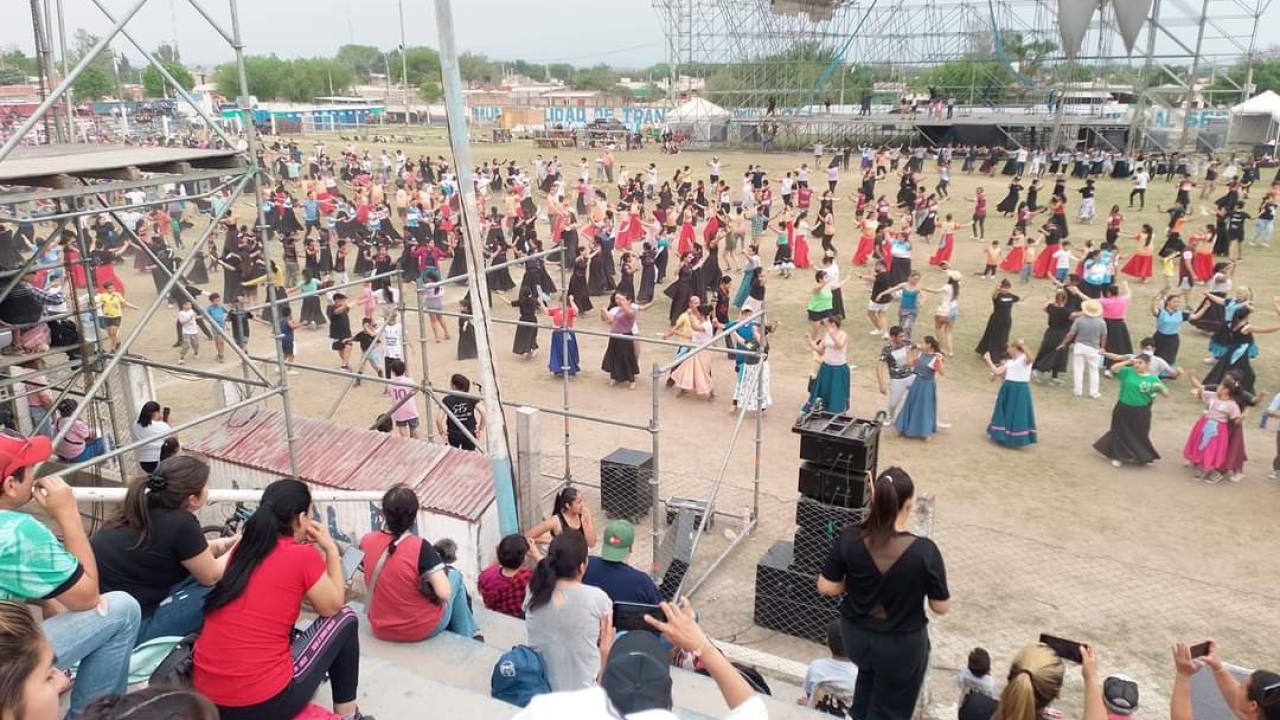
[74,487,385,503]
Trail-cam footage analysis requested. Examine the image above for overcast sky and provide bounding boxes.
[1,0,668,69]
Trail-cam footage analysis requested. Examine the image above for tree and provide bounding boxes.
[0,68,25,85]
[73,66,114,100]
[1002,32,1057,77]
[141,61,194,98]
[336,44,383,81]
[394,46,441,87]
[155,42,180,65]
[213,55,352,102]
[459,52,500,85]
[418,82,442,103]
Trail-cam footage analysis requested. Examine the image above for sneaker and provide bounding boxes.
[1089,393,1102,399]
[1050,378,1064,386]
[178,357,185,365]
[868,329,882,335]
[287,370,300,376]
[1267,471,1279,480]
[1204,471,1225,485]
[1111,459,1122,468]
[216,355,225,362]
[937,421,953,429]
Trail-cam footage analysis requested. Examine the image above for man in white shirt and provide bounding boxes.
[124,188,146,206]
[1013,147,1029,177]
[1130,169,1150,209]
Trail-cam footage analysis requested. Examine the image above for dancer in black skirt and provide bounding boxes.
[996,177,1023,216]
[507,285,540,358]
[617,252,637,301]
[1032,289,1073,384]
[448,230,468,284]
[664,252,704,324]
[586,236,613,297]
[600,293,651,389]
[974,280,1020,356]
[1202,305,1280,395]
[487,239,516,293]
[456,293,478,361]
[1094,354,1169,467]
[568,246,595,311]
[638,242,658,303]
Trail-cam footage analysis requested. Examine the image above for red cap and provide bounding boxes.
[0,433,52,480]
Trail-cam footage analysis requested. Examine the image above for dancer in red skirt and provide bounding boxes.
[999,230,1028,274]
[676,206,697,255]
[1190,228,1216,282]
[928,214,958,267]
[852,210,878,266]
[1120,223,1154,281]
[1031,221,1062,279]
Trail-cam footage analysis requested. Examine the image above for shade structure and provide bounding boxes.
[1059,0,1103,60]
[1113,0,1153,53]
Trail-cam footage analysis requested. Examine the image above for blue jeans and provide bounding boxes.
[427,567,479,639]
[44,591,141,718]
[136,578,213,644]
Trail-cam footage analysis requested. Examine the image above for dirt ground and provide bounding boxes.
[80,130,1280,711]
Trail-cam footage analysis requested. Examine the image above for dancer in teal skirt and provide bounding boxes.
[982,340,1038,447]
[895,336,945,439]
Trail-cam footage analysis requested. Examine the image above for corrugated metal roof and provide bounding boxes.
[188,409,494,521]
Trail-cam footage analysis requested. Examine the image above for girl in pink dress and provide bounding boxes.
[1182,376,1242,482]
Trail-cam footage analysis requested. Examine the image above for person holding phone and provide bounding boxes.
[959,641,1105,720]
[132,400,173,474]
[1172,641,1280,720]
[817,467,949,720]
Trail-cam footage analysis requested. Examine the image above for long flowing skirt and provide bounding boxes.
[733,361,773,411]
[549,329,580,375]
[638,265,657,303]
[999,246,1025,273]
[1190,292,1225,332]
[852,235,876,266]
[457,319,477,360]
[808,362,851,414]
[1121,253,1152,279]
[1182,416,1230,471]
[512,323,538,356]
[1032,327,1069,374]
[568,275,594,312]
[987,380,1037,447]
[1104,318,1133,356]
[1093,402,1159,464]
[894,375,937,438]
[1203,343,1256,395]
[670,349,714,395]
[602,336,640,383]
[974,315,1012,356]
[488,266,516,293]
[1031,243,1059,279]
[1152,331,1180,367]
[927,236,953,266]
[299,296,326,326]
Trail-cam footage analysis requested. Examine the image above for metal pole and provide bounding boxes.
[182,0,234,44]
[54,0,74,143]
[48,173,252,455]
[398,0,410,123]
[75,486,385,503]
[556,253,571,484]
[241,270,400,313]
[414,287,433,440]
[648,362,661,577]
[1179,0,1212,150]
[323,322,389,420]
[753,311,764,520]
[0,0,151,164]
[229,0,300,478]
[435,0,517,535]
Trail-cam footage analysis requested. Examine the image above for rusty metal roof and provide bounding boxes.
[188,408,494,520]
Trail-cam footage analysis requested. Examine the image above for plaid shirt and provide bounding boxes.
[477,564,531,619]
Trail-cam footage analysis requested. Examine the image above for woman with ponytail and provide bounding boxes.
[525,531,613,692]
[817,467,949,720]
[193,479,372,720]
[358,485,480,643]
[0,601,70,720]
[91,455,234,643]
[961,643,1103,720]
[1173,640,1279,720]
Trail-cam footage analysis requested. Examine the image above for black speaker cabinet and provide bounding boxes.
[796,496,866,534]
[793,411,880,473]
[791,526,837,576]
[753,540,839,642]
[797,462,868,507]
[600,448,653,520]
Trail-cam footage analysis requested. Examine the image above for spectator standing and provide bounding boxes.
[358,486,480,642]
[436,373,485,451]
[203,292,228,362]
[176,300,200,364]
[91,455,235,643]
[958,647,997,700]
[94,281,137,352]
[327,292,354,370]
[818,467,949,720]
[385,359,420,439]
[478,534,538,619]
[0,434,142,717]
[193,479,372,720]
[582,520,661,605]
[1171,640,1278,720]
[525,531,613,692]
[131,401,172,474]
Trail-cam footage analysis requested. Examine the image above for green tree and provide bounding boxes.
[155,42,180,65]
[336,44,384,81]
[418,82,442,103]
[214,55,287,100]
[0,67,25,85]
[141,61,194,98]
[1002,32,1057,77]
[459,52,499,85]
[73,65,114,99]
[389,46,441,87]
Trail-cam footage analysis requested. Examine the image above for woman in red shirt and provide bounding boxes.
[193,479,371,720]
[358,486,480,642]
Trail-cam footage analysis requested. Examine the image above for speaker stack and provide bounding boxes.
[600,448,653,522]
[753,411,881,642]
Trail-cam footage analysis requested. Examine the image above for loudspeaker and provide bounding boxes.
[795,496,866,534]
[665,497,714,530]
[600,448,653,520]
[793,412,880,473]
[753,540,838,642]
[797,462,868,507]
[791,525,837,576]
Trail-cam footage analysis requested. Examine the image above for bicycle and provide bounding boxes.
[202,501,253,541]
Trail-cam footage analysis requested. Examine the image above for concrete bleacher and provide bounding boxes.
[313,604,817,719]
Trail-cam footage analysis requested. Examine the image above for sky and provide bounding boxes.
[1,0,669,69]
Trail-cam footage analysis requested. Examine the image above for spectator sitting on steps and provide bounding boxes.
[583,519,661,605]
[958,642,1105,720]
[478,533,540,620]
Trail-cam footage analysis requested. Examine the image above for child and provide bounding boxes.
[476,533,538,619]
[1053,241,1076,283]
[352,316,385,385]
[277,306,301,369]
[981,240,1000,278]
[176,300,200,364]
[800,622,859,711]
[204,292,228,362]
[957,647,996,699]
[1020,234,1037,284]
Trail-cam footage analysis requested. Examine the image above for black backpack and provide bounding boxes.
[0,285,43,326]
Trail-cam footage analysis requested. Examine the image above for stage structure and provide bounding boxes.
[651,0,1269,151]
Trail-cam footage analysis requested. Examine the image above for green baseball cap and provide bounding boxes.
[601,519,635,562]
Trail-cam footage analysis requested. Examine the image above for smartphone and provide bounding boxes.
[1189,641,1212,659]
[1039,634,1084,663]
[612,602,666,632]
[162,406,171,422]
[340,548,365,583]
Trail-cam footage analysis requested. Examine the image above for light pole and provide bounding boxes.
[397,0,409,125]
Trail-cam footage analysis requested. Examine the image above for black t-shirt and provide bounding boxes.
[328,304,352,339]
[353,330,376,352]
[443,393,478,448]
[1261,202,1276,221]
[821,529,949,633]
[1228,211,1250,236]
[871,272,893,301]
[91,509,207,617]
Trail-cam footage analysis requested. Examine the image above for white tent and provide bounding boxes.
[1230,90,1280,146]
[664,97,731,147]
